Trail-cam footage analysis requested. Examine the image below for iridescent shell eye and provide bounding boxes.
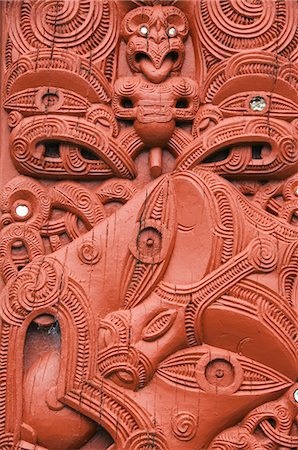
[249,96,267,112]
[168,26,177,37]
[140,25,149,36]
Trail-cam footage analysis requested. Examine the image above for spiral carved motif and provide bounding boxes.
[8,0,118,62]
[12,137,30,162]
[248,237,278,273]
[1,258,64,325]
[124,430,168,450]
[78,239,101,265]
[7,111,22,129]
[131,1,178,5]
[96,180,137,205]
[279,137,298,165]
[171,411,197,441]
[195,0,298,61]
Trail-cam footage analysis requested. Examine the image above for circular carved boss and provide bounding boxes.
[129,219,172,264]
[195,352,244,395]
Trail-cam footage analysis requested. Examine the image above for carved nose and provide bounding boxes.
[149,28,167,44]
[156,32,167,44]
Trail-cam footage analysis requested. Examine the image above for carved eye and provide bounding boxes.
[249,96,267,112]
[140,25,149,36]
[15,204,29,218]
[41,92,59,107]
[167,26,177,37]
[12,201,31,221]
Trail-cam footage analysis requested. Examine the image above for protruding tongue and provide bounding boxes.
[139,55,174,83]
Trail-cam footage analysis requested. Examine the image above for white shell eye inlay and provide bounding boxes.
[15,205,29,218]
[294,389,298,402]
[168,26,177,37]
[140,25,149,36]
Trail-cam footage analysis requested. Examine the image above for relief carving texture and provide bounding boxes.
[0,0,297,449]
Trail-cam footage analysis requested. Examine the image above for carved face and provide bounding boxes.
[122,5,189,83]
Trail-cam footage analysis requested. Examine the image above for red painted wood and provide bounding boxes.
[0,1,297,448]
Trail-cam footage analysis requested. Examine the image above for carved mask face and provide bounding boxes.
[122,5,189,83]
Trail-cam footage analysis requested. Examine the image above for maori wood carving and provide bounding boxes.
[0,1,297,449]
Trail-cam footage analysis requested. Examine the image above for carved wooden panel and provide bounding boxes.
[0,1,297,449]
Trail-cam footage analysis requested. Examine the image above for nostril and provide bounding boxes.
[148,33,167,43]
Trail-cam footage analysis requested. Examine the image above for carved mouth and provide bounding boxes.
[134,50,180,83]
[199,142,274,177]
[165,51,179,64]
[135,52,149,65]
[202,143,272,165]
[134,50,179,68]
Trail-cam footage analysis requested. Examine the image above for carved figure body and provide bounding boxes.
[113,76,199,146]
[113,3,199,177]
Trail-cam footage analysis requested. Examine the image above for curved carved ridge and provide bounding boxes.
[10,115,136,179]
[4,87,91,116]
[0,257,168,449]
[207,384,298,449]
[63,381,168,449]
[121,175,177,309]
[4,49,112,103]
[196,168,298,242]
[177,117,298,178]
[0,176,111,283]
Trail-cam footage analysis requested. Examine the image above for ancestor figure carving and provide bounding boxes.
[0,1,297,449]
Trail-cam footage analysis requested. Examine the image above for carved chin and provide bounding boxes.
[22,351,114,449]
[139,60,174,83]
[134,120,176,146]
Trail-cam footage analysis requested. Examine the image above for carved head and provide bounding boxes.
[122,5,189,83]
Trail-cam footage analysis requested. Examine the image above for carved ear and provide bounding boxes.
[121,176,177,309]
[130,12,151,30]
[122,7,152,36]
[167,13,184,27]
[165,9,189,37]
